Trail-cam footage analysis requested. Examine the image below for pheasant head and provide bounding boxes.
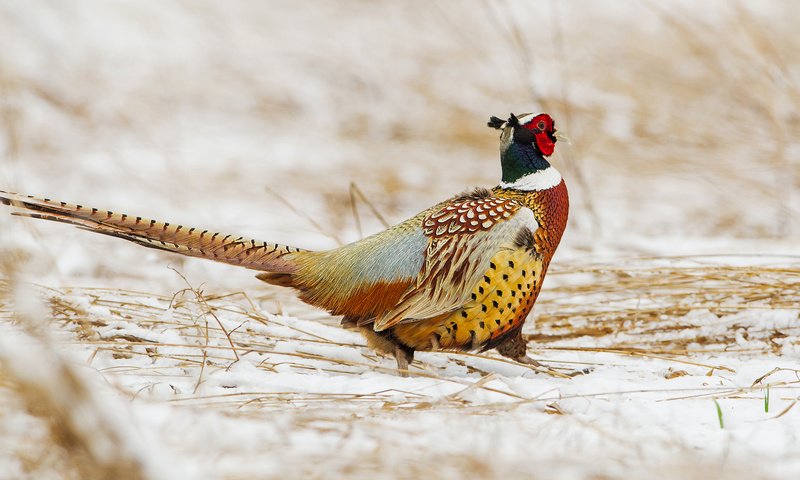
[488,113,561,188]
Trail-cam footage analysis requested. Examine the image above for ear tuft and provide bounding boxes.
[487,116,505,129]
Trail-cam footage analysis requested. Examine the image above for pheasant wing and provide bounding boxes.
[372,194,538,331]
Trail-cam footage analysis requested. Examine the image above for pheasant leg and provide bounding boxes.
[394,346,414,377]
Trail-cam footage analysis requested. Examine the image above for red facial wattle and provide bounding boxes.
[533,132,555,156]
[521,113,556,156]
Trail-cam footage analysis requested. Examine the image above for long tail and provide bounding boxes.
[0,190,305,274]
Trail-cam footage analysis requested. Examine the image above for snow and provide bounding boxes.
[2,261,798,479]
[1,1,800,479]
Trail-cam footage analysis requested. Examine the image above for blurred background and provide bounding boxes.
[2,0,799,293]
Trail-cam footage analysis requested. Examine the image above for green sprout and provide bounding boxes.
[713,399,724,429]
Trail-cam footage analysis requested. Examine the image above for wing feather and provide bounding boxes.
[290,209,430,318]
[373,198,538,331]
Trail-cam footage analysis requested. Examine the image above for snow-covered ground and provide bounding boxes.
[1,1,799,479]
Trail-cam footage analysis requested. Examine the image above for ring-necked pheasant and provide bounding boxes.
[1,112,568,375]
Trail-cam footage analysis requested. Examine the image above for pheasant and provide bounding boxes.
[1,112,568,375]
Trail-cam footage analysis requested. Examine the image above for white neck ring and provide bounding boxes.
[498,166,562,191]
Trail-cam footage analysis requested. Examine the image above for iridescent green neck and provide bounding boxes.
[500,143,551,184]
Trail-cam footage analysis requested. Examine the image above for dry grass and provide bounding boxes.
[0,284,155,480]
[2,258,797,413]
[1,258,798,478]
[536,258,800,352]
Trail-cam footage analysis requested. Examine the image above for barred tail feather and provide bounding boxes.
[0,190,304,273]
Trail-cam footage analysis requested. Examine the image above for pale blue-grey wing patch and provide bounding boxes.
[293,212,429,302]
[324,223,427,284]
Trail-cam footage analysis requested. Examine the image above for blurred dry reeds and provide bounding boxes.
[0,282,159,480]
[1,1,798,243]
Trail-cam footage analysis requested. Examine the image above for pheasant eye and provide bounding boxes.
[536,121,546,130]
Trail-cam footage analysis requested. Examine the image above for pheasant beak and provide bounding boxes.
[554,130,570,145]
